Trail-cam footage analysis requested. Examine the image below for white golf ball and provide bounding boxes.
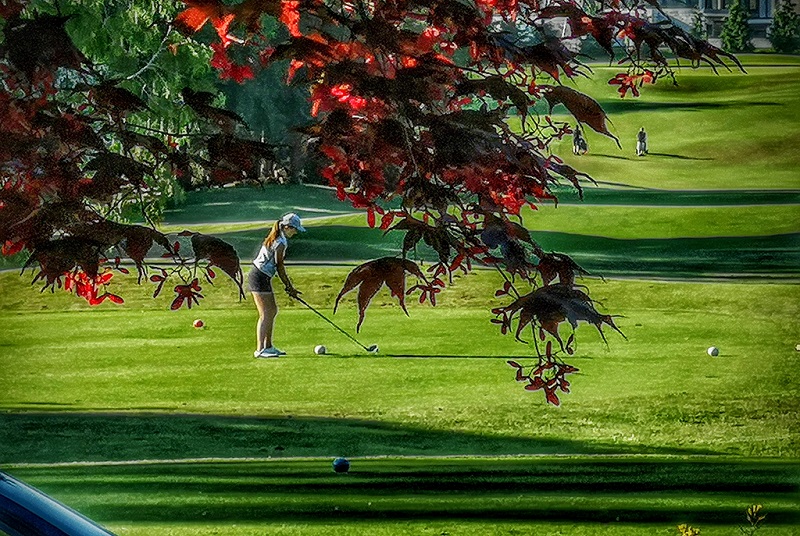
[707,346,719,357]
[314,345,327,355]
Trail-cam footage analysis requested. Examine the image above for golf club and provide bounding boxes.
[293,296,379,353]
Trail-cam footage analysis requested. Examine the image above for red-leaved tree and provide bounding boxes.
[1,0,741,404]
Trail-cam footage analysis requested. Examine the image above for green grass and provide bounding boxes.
[5,457,800,535]
[508,59,800,190]
[302,204,800,239]
[2,269,799,462]
[161,184,354,226]
[196,224,799,279]
[520,204,800,238]
[160,186,800,238]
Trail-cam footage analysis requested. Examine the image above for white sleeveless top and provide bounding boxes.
[253,234,287,277]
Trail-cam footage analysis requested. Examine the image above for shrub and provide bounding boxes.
[770,0,800,53]
[721,0,754,52]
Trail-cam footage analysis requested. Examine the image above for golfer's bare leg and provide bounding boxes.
[252,291,278,352]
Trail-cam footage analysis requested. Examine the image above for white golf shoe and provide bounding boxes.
[256,346,285,358]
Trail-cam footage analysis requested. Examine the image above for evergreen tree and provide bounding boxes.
[691,10,708,40]
[770,0,800,53]
[721,0,754,52]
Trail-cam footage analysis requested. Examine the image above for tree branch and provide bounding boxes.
[126,24,173,81]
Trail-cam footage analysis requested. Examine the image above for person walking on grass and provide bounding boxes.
[636,127,648,156]
[248,212,305,358]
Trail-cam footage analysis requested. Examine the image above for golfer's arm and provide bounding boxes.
[275,245,295,292]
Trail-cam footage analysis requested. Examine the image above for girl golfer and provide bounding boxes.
[248,212,305,357]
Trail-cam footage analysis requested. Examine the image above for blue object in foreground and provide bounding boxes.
[332,457,350,473]
[0,471,116,536]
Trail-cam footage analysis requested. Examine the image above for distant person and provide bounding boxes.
[573,124,588,156]
[248,213,305,358]
[636,127,648,156]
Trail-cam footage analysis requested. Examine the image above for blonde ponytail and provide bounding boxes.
[263,220,281,248]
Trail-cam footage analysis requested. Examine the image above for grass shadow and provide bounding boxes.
[0,412,715,465]
[587,153,632,161]
[553,186,800,206]
[8,458,800,526]
[647,152,714,161]
[532,232,800,279]
[387,354,536,359]
[598,100,783,113]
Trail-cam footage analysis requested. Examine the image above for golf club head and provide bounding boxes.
[367,344,379,353]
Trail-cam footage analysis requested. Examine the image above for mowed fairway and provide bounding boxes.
[1,269,799,534]
[1,56,799,535]
[514,55,800,191]
[6,458,800,536]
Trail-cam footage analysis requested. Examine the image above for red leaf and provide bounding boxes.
[174,0,225,34]
[107,294,124,304]
[171,296,185,310]
[525,377,546,391]
[545,388,561,406]
[559,379,571,393]
[223,64,255,84]
[2,240,25,256]
[541,85,620,147]
[89,294,107,306]
[210,42,232,70]
[379,212,396,230]
[207,267,216,279]
[173,241,181,253]
[118,267,130,274]
[287,59,305,85]
[150,275,164,282]
[211,13,236,46]
[367,207,376,228]
[280,0,302,37]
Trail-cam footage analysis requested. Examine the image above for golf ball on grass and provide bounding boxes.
[707,346,719,357]
[314,345,327,355]
[193,319,204,329]
[332,457,350,473]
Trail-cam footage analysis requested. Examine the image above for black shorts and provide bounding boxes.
[247,267,273,293]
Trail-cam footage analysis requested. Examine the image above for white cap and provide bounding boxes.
[281,212,306,232]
